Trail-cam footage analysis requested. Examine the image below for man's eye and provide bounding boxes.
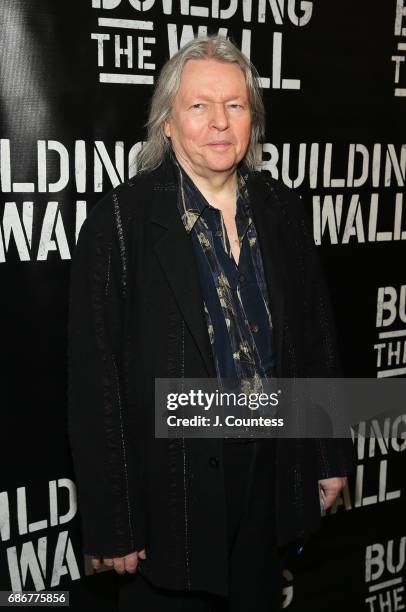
[191,103,205,109]
[228,103,243,109]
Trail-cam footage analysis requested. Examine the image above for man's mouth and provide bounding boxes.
[207,142,232,147]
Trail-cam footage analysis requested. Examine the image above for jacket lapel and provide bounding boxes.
[150,160,217,378]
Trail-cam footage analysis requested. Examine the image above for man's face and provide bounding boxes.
[164,58,251,178]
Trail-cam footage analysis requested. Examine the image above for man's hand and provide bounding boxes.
[318,476,347,511]
[90,548,147,574]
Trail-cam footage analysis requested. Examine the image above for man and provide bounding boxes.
[67,35,356,611]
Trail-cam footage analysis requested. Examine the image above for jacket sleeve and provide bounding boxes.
[273,178,357,480]
[67,187,142,557]
[302,196,356,478]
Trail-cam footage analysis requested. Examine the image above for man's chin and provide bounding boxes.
[204,156,240,173]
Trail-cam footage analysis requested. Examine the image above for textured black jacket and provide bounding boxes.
[67,154,356,597]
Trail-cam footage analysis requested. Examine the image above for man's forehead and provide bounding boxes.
[180,59,246,81]
[177,59,248,98]
[180,85,248,100]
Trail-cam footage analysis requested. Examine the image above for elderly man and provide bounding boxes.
[67,35,356,611]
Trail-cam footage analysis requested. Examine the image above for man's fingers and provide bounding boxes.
[90,556,102,570]
[319,488,335,511]
[124,549,147,572]
[323,491,337,510]
[124,552,139,573]
[102,557,114,567]
[95,550,146,573]
[319,476,347,510]
[113,557,126,574]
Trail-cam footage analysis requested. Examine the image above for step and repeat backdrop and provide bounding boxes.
[0,1,405,610]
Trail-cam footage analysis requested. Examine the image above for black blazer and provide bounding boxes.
[67,154,356,597]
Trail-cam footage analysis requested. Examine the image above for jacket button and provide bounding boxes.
[209,456,219,468]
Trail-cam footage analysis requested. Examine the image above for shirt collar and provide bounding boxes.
[170,150,252,235]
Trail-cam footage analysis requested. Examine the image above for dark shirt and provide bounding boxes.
[171,154,276,403]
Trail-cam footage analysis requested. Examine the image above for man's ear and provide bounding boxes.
[164,119,171,138]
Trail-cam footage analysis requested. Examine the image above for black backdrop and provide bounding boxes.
[1,1,405,610]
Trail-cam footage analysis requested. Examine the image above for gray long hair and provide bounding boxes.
[136,34,265,173]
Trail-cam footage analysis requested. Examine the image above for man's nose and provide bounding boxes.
[209,103,229,130]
